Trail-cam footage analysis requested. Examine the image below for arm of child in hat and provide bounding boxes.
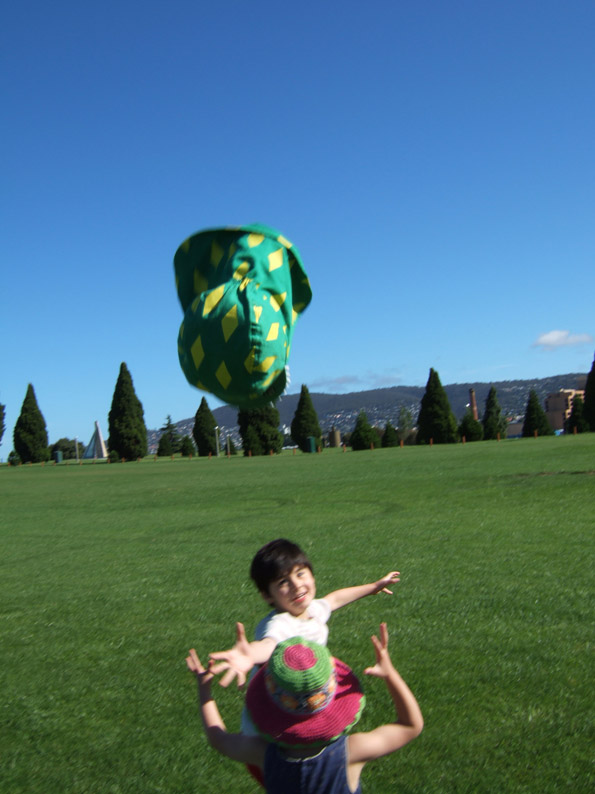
[348,623,423,765]
[324,571,400,611]
[208,622,276,687]
[186,648,266,767]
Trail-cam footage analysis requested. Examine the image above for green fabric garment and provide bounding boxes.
[175,224,312,408]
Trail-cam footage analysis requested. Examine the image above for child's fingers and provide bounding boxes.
[235,622,248,643]
[218,668,239,688]
[380,587,393,595]
[379,622,389,647]
[186,649,205,673]
[208,660,230,675]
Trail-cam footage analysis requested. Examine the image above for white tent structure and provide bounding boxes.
[83,421,108,459]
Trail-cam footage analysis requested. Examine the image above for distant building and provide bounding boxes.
[544,390,584,432]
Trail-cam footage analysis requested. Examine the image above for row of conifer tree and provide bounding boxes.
[3,356,595,463]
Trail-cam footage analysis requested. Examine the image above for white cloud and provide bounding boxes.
[533,330,594,350]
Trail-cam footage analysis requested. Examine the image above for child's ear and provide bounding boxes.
[260,589,275,607]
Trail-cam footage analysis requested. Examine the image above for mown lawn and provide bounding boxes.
[1,436,593,793]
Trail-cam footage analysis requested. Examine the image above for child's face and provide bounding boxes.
[263,564,316,618]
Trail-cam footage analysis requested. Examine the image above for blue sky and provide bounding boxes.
[2,0,594,451]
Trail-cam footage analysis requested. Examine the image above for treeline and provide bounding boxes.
[3,355,595,463]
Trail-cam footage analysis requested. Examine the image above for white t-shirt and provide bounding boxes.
[241,598,332,735]
[254,598,332,646]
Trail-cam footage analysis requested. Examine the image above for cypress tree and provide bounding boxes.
[157,433,173,456]
[13,384,49,462]
[583,354,595,431]
[238,404,283,456]
[107,363,148,460]
[193,397,218,456]
[417,368,458,444]
[382,421,399,447]
[565,394,589,434]
[160,415,182,453]
[350,411,379,450]
[290,385,322,452]
[0,402,5,448]
[179,435,196,457]
[482,386,508,440]
[458,409,484,441]
[522,389,554,437]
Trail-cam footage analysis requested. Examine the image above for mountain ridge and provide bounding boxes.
[148,372,586,450]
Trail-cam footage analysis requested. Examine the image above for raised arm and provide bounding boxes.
[324,571,400,611]
[348,623,423,764]
[186,648,266,766]
[208,622,276,687]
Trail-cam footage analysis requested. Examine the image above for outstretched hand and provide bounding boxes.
[363,622,394,679]
[209,622,253,688]
[374,571,400,595]
[186,648,215,686]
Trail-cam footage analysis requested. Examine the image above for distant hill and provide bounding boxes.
[147,372,586,451]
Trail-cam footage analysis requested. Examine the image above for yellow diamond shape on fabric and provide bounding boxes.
[253,305,263,323]
[277,235,292,248]
[233,261,250,281]
[244,348,256,373]
[216,361,232,390]
[197,380,211,393]
[266,322,279,341]
[261,369,280,389]
[255,356,275,373]
[268,248,284,272]
[191,335,205,369]
[292,308,299,324]
[203,285,225,316]
[269,295,281,313]
[272,292,286,307]
[222,305,238,342]
[194,269,208,295]
[239,277,252,292]
[248,233,265,247]
[210,240,224,267]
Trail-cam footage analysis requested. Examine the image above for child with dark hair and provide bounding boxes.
[209,538,400,786]
[187,624,423,793]
[210,538,400,687]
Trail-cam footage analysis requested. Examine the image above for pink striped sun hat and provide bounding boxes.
[245,637,365,748]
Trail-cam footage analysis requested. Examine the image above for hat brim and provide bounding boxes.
[246,658,365,748]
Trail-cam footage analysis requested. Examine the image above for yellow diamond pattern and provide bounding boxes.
[191,335,205,369]
[253,305,263,323]
[210,240,224,267]
[255,356,276,373]
[233,261,250,281]
[266,322,279,341]
[239,277,252,292]
[203,285,225,316]
[248,233,265,247]
[268,248,284,272]
[194,269,208,295]
[244,348,256,373]
[216,361,232,390]
[272,292,287,306]
[277,234,292,248]
[222,305,238,342]
[261,369,280,389]
[269,295,281,313]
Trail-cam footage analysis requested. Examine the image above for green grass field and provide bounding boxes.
[1,436,593,793]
